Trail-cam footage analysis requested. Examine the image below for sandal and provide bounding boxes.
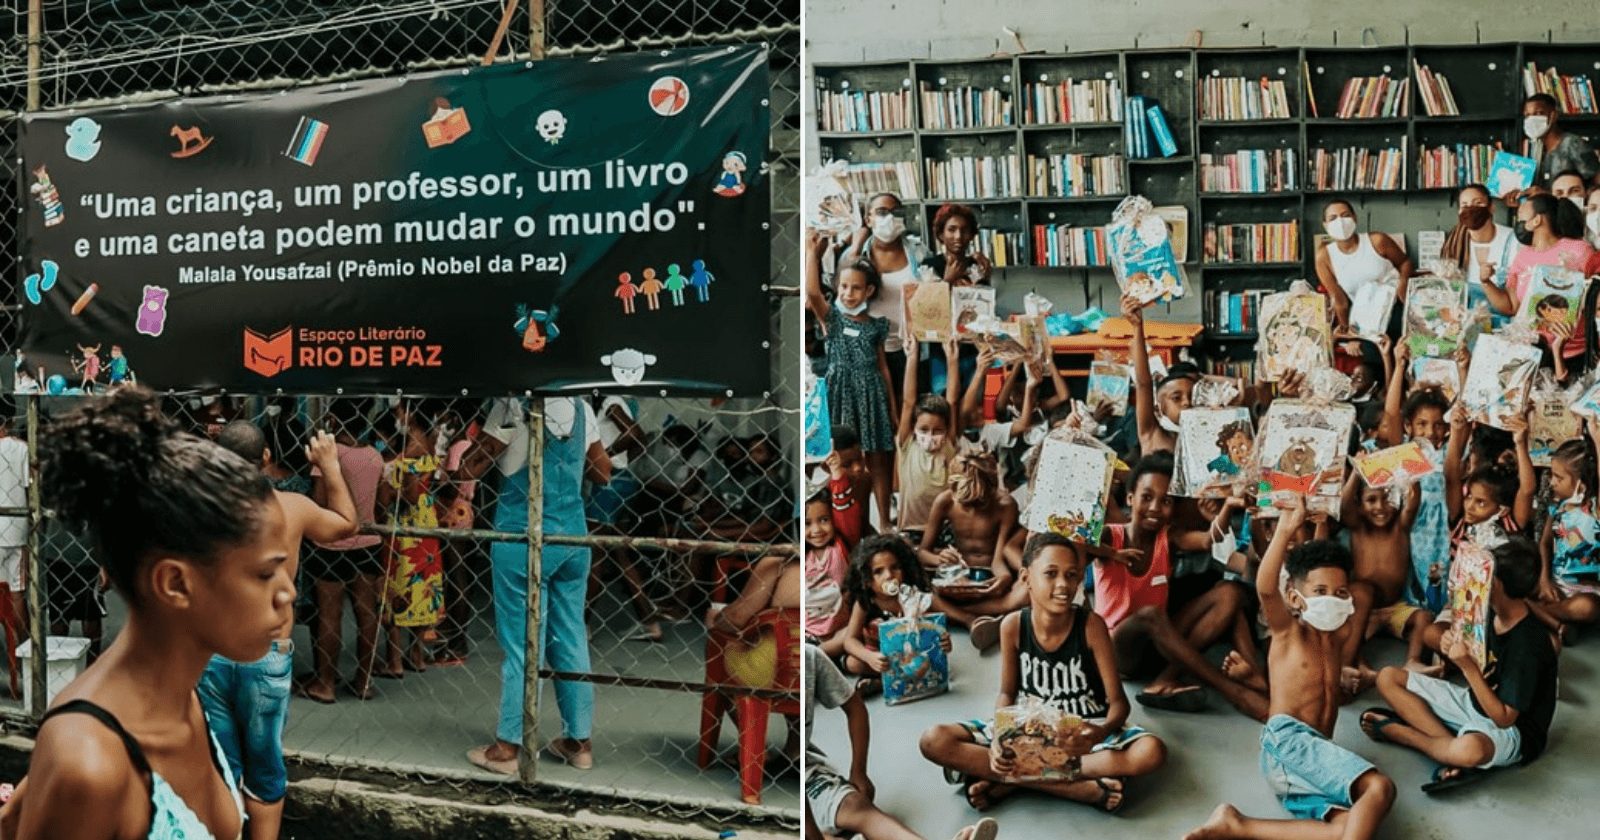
[1359,707,1403,744]
[970,616,1002,652]
[1135,686,1207,713]
[1422,764,1491,794]
[1091,777,1125,813]
[943,767,967,787]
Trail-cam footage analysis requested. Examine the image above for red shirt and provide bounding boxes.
[830,473,867,550]
[1095,524,1172,632]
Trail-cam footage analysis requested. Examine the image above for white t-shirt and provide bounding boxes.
[1466,223,1517,291]
[485,398,600,477]
[0,436,29,547]
[594,396,634,471]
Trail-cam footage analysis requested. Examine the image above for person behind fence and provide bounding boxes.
[210,419,359,840]
[0,401,29,657]
[300,397,388,703]
[376,398,444,675]
[464,396,610,775]
[42,512,106,666]
[0,388,290,840]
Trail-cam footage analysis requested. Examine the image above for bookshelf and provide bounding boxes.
[811,41,1598,358]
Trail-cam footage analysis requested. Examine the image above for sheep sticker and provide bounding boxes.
[602,348,656,386]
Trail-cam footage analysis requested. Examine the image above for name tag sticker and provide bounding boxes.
[1151,575,1168,587]
[843,326,862,337]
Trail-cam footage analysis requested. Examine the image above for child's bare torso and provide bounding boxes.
[1266,623,1347,737]
[1350,524,1409,605]
[949,497,1011,567]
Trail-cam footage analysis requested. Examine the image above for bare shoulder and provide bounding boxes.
[29,713,139,817]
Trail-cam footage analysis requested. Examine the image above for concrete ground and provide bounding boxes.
[810,625,1596,839]
[2,572,800,816]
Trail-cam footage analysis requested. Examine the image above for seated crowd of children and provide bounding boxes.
[802,188,1589,840]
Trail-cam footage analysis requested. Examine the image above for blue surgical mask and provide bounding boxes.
[835,299,868,317]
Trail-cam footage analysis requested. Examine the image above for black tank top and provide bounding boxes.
[1016,607,1108,719]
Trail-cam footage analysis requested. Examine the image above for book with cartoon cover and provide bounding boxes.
[1254,401,1356,516]
[1352,440,1437,489]
[1085,361,1133,417]
[1512,265,1588,345]
[1025,434,1116,544]
[1410,357,1462,402]
[1256,290,1332,383]
[952,286,998,340]
[973,314,1050,366]
[1448,542,1494,670]
[804,370,831,460]
[1408,273,1465,355]
[879,613,951,706]
[1530,392,1583,467]
[1173,406,1254,498]
[1460,334,1541,430]
[1486,150,1537,198]
[1108,196,1187,304]
[903,280,952,342]
[806,164,862,237]
[991,700,1091,783]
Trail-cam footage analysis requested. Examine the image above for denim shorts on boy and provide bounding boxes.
[959,719,1152,753]
[198,640,294,803]
[1259,714,1375,821]
[1404,672,1523,768]
[803,760,856,836]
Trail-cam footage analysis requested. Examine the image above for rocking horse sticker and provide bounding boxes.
[169,125,213,158]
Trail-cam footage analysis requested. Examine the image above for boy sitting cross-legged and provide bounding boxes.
[919,533,1167,813]
[1184,494,1396,840]
[1362,537,1559,794]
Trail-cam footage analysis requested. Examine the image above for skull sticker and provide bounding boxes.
[536,109,567,144]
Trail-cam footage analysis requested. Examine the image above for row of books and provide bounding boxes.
[1334,75,1410,119]
[1208,359,1257,380]
[1202,221,1301,264]
[1024,152,1126,198]
[1307,143,1408,191]
[1418,143,1500,189]
[972,228,1025,267]
[1198,76,1292,121]
[1126,95,1179,158]
[918,83,1014,130]
[1412,61,1461,117]
[925,154,1021,200]
[843,162,921,200]
[1030,223,1111,267]
[816,88,915,133]
[1522,62,1597,114]
[1203,288,1268,334]
[1022,78,1123,125]
[1199,149,1299,193]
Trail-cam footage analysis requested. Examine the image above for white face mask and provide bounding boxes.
[1323,217,1357,241]
[1525,115,1551,140]
[1211,528,1237,566]
[1298,594,1355,632]
[1157,414,1182,434]
[835,298,868,316]
[915,431,945,452]
[872,214,906,243]
[1586,211,1600,236]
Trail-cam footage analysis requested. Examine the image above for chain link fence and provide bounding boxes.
[0,0,800,827]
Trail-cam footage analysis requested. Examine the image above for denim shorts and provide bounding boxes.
[198,640,294,803]
[1259,714,1375,822]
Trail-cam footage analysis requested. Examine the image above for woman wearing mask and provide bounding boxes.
[1440,184,1518,325]
[1499,193,1597,378]
[843,192,927,387]
[1584,185,1600,249]
[1314,200,1412,335]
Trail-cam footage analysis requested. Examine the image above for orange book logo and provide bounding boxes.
[244,327,293,378]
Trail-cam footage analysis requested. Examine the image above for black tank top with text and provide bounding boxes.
[1016,607,1108,719]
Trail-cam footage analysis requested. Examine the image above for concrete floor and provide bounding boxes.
[3,579,800,815]
[810,626,1597,839]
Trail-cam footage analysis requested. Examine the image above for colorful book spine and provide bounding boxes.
[1308,143,1407,191]
[1199,76,1292,121]
[843,162,922,200]
[974,227,1025,267]
[1418,143,1500,189]
[1031,223,1111,267]
[918,82,1015,130]
[1024,153,1127,197]
[1202,222,1301,264]
[1146,104,1179,157]
[816,86,914,132]
[924,154,1021,200]
[1335,75,1409,118]
[1200,149,1299,193]
[1523,63,1598,114]
[1023,78,1124,124]
[1204,289,1268,334]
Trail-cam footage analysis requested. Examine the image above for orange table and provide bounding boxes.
[1050,318,1204,378]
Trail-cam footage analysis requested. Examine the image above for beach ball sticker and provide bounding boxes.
[649,76,690,116]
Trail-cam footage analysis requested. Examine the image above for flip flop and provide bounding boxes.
[1360,707,1403,744]
[970,617,1002,652]
[429,653,469,667]
[1422,765,1491,794]
[1092,777,1125,813]
[1135,686,1207,713]
[961,817,999,840]
[466,745,518,776]
[943,767,967,787]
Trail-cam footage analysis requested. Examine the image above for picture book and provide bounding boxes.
[1448,543,1494,671]
[804,371,831,461]
[1108,196,1187,305]
[1352,440,1438,489]
[903,280,952,342]
[952,286,998,340]
[1486,150,1537,198]
[806,163,862,237]
[879,613,951,706]
[1410,357,1462,402]
[1460,334,1542,430]
[1348,272,1399,340]
[1173,406,1254,498]
[1403,275,1468,358]
[991,700,1091,783]
[1512,264,1588,340]
[1026,434,1116,543]
[1530,392,1583,467]
[1256,290,1332,382]
[1254,401,1356,516]
[1085,361,1133,417]
[1154,204,1189,263]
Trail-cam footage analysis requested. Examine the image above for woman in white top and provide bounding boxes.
[843,192,927,383]
[1441,184,1518,324]
[1314,199,1413,335]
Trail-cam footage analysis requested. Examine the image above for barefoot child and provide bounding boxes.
[919,450,1023,643]
[838,535,953,692]
[919,533,1167,814]
[1377,351,1452,614]
[1537,433,1600,627]
[1183,495,1397,840]
[806,491,852,656]
[1339,473,1435,681]
[1365,537,1559,793]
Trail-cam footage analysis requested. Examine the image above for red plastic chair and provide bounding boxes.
[696,607,802,804]
[0,584,23,699]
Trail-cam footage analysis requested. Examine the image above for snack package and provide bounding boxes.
[806,161,861,237]
[1108,195,1186,305]
[990,699,1092,783]
[1025,430,1117,543]
[904,280,953,342]
[1448,543,1494,670]
[803,370,832,461]
[1256,284,1332,383]
[1173,406,1254,498]
[1254,400,1357,517]
[1569,378,1600,419]
[1351,440,1438,489]
[1085,360,1133,417]
[1348,271,1399,340]
[879,612,951,706]
[952,286,998,340]
[972,314,1050,367]
[1460,334,1541,430]
[1191,375,1244,408]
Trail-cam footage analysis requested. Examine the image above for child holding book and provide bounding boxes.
[919,450,1023,644]
[838,534,953,692]
[1378,349,1453,613]
[1338,473,1434,679]
[1536,434,1600,628]
[1122,294,1194,455]
[897,338,961,536]
[1183,495,1396,840]
[807,229,898,528]
[1364,537,1559,794]
[918,533,1167,813]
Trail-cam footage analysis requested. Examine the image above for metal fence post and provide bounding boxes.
[25,393,46,719]
[518,398,544,784]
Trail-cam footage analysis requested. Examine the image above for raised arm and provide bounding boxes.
[1511,412,1537,530]
[1376,341,1410,447]
[803,229,830,323]
[1009,364,1042,439]
[944,337,961,433]
[960,346,999,427]
[1123,294,1159,447]
[1444,404,1471,524]
[297,431,359,544]
[1399,481,1422,530]
[1040,353,1071,412]
[898,334,921,445]
[1339,470,1363,529]
[1257,494,1307,633]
